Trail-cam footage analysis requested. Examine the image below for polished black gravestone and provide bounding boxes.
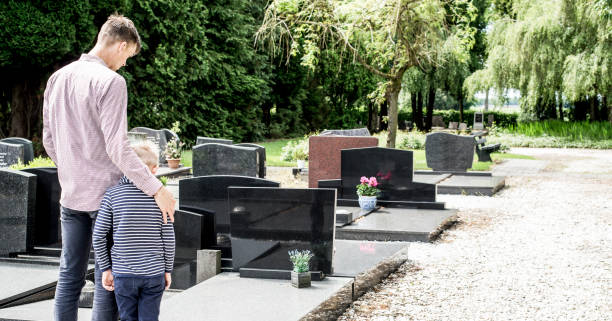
[0,138,34,165]
[21,168,61,246]
[320,128,371,136]
[474,112,484,130]
[196,137,233,145]
[235,143,266,178]
[171,209,212,289]
[192,144,259,177]
[229,187,336,279]
[425,132,475,172]
[319,147,438,208]
[0,169,36,255]
[0,142,24,167]
[129,127,169,164]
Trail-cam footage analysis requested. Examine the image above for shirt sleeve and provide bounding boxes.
[97,76,162,196]
[42,78,58,165]
[93,193,114,272]
[161,222,175,273]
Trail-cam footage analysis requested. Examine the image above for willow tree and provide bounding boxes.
[256,0,475,147]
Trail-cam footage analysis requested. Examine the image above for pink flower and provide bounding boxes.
[360,176,369,184]
[369,177,378,187]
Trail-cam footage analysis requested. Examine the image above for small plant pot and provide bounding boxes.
[291,271,311,288]
[167,158,180,169]
[358,195,377,211]
[296,160,306,169]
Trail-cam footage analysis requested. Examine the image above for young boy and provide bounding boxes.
[93,144,175,321]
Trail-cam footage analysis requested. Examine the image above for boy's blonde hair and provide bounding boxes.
[98,14,142,54]
[132,143,159,167]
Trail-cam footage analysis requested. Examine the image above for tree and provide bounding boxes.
[256,0,475,147]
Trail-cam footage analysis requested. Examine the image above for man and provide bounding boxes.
[43,14,176,321]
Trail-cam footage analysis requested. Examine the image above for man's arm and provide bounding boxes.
[97,76,175,222]
[92,194,113,272]
[42,80,58,164]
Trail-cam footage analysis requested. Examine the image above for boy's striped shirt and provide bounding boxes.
[93,176,175,277]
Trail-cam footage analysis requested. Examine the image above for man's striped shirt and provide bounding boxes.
[93,176,175,277]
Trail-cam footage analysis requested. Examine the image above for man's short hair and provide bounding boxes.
[132,143,159,167]
[98,14,141,54]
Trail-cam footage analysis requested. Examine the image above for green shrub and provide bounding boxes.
[505,120,612,141]
[10,156,56,170]
[397,130,426,150]
[281,138,309,161]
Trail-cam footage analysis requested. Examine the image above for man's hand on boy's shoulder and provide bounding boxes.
[102,269,114,291]
[164,272,172,290]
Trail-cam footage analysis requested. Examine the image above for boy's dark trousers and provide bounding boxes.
[113,275,165,321]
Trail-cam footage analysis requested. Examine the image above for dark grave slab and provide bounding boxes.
[336,207,457,242]
[436,174,505,196]
[425,132,475,172]
[179,175,279,235]
[0,142,24,167]
[487,114,495,127]
[320,127,371,136]
[332,240,410,277]
[192,144,259,177]
[0,138,34,165]
[431,115,446,128]
[0,169,36,255]
[474,112,484,130]
[21,168,61,246]
[235,143,266,178]
[340,147,437,203]
[308,135,379,188]
[228,187,336,279]
[196,137,233,145]
[129,127,169,164]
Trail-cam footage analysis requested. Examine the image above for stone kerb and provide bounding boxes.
[192,143,259,177]
[0,169,36,255]
[425,132,475,172]
[308,135,379,188]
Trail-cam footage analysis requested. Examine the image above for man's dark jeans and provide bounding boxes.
[114,275,165,321]
[54,207,118,321]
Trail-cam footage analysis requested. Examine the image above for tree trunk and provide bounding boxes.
[484,89,489,112]
[425,85,435,130]
[416,91,424,131]
[557,91,564,120]
[589,95,598,121]
[385,79,402,148]
[604,96,610,125]
[9,78,43,138]
[458,89,464,123]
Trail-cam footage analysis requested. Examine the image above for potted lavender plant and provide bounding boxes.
[288,249,313,288]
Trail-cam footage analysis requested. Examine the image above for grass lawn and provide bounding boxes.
[180,138,534,171]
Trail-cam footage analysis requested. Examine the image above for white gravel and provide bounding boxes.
[339,148,612,321]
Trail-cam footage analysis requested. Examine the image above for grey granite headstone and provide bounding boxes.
[129,127,168,164]
[487,114,495,127]
[162,129,180,144]
[235,143,266,178]
[432,116,446,128]
[474,112,484,130]
[192,144,259,177]
[0,142,24,167]
[196,137,233,145]
[449,122,459,130]
[458,123,468,131]
[0,169,36,255]
[0,138,33,165]
[425,132,475,172]
[320,128,371,136]
[127,132,148,145]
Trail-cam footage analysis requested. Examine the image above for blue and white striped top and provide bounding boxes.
[93,176,175,277]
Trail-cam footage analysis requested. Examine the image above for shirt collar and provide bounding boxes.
[79,53,109,68]
[119,176,132,185]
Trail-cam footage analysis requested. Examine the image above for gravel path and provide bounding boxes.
[339,148,612,321]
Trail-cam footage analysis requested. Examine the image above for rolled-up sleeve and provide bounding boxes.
[97,76,162,196]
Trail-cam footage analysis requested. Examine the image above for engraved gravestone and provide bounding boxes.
[235,143,266,178]
[474,112,484,130]
[0,142,24,167]
[320,128,371,136]
[127,132,148,145]
[0,138,34,165]
[192,144,259,177]
[431,116,446,128]
[487,114,495,127]
[196,137,233,146]
[449,122,459,130]
[0,169,36,255]
[425,132,475,172]
[129,127,168,164]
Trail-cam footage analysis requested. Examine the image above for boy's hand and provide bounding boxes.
[102,269,114,291]
[164,272,172,290]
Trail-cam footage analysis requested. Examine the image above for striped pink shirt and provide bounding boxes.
[43,54,162,212]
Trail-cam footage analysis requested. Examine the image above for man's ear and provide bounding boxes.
[118,41,128,52]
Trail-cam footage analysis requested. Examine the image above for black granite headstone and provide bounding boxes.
[179,175,280,235]
[0,169,36,255]
[0,138,34,165]
[196,137,233,145]
[425,132,475,172]
[21,167,61,246]
[474,112,484,130]
[228,187,336,278]
[320,128,371,136]
[235,143,266,178]
[192,144,259,177]
[129,127,168,164]
[0,142,24,167]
